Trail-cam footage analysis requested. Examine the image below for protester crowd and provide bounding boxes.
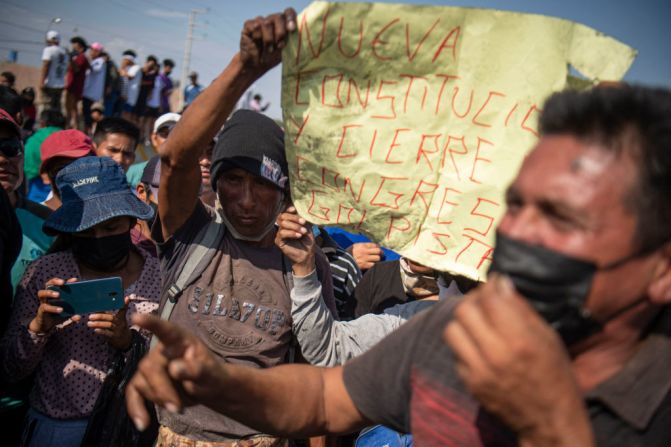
[0,6,670,447]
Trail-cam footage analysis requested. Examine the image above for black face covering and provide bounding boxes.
[71,231,132,271]
[488,233,643,346]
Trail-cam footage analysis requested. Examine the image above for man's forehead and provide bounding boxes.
[221,166,262,180]
[101,133,133,147]
[219,166,277,186]
[522,135,623,180]
[513,135,636,210]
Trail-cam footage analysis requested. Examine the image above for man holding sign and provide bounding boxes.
[140,7,337,446]
[125,4,671,447]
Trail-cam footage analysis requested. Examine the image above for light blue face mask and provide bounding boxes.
[216,192,284,242]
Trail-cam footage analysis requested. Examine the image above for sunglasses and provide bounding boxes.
[0,138,23,158]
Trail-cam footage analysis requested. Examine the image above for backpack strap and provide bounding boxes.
[151,211,225,348]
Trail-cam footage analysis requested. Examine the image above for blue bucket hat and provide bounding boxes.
[43,156,154,235]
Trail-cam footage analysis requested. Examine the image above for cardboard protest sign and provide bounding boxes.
[281,1,636,280]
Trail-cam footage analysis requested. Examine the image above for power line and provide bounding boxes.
[0,0,219,75]
[0,19,45,35]
[185,0,211,8]
[3,0,179,55]
[196,7,240,42]
[109,0,179,27]
[137,0,187,16]
[41,14,183,58]
[0,39,42,46]
[179,8,207,109]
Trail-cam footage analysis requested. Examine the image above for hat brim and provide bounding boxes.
[43,190,154,235]
[40,149,95,173]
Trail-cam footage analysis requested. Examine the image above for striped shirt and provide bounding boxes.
[317,229,362,321]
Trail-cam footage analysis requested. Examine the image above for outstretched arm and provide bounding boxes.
[158,9,297,239]
[125,315,369,437]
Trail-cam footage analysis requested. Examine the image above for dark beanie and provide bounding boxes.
[210,110,287,191]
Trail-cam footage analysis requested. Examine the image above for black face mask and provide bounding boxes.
[488,233,644,346]
[71,231,132,271]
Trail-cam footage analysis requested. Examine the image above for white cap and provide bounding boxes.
[46,30,60,42]
[153,113,181,133]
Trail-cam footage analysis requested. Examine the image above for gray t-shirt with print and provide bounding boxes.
[153,202,336,441]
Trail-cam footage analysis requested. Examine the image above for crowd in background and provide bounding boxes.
[0,29,213,143]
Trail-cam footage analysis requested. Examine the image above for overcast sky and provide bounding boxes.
[2,0,669,119]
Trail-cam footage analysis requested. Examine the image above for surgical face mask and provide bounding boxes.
[71,231,132,271]
[216,193,284,242]
[488,233,647,346]
[399,257,439,298]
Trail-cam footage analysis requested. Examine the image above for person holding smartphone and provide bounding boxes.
[0,156,161,447]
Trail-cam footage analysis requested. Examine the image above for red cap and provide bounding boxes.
[40,129,94,172]
[0,108,21,138]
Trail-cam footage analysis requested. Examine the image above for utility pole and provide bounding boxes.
[180,8,207,109]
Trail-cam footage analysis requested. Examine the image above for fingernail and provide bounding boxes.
[300,227,307,233]
[55,308,63,313]
[165,403,179,414]
[133,417,146,432]
[298,218,306,224]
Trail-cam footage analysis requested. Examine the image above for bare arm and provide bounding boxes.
[157,57,249,238]
[158,9,297,239]
[40,61,49,87]
[126,315,369,437]
[209,359,367,436]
